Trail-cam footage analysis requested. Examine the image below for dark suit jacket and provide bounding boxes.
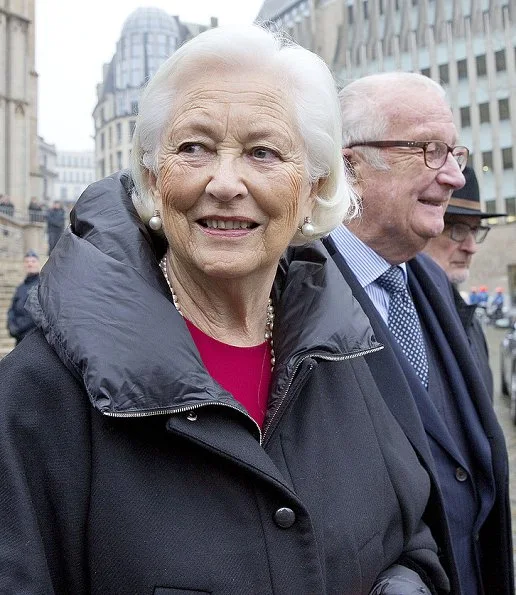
[324,237,513,595]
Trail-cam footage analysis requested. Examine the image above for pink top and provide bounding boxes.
[186,320,272,428]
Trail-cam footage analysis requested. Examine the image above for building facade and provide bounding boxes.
[93,7,216,180]
[38,135,57,207]
[256,0,516,221]
[0,0,40,216]
[54,150,95,208]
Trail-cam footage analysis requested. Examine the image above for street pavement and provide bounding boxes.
[484,324,516,565]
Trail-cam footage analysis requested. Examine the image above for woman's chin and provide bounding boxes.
[190,255,270,281]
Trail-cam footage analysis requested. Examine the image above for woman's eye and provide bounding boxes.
[251,147,279,160]
[178,143,205,154]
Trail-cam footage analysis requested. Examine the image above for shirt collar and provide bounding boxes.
[330,225,408,287]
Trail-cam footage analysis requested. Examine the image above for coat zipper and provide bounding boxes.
[101,345,383,447]
[262,345,383,445]
[102,401,263,442]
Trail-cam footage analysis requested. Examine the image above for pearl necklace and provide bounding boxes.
[159,257,275,370]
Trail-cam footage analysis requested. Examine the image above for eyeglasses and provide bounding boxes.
[348,140,469,172]
[446,222,491,244]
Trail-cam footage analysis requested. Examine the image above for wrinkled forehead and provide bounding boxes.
[167,66,299,136]
[383,87,457,140]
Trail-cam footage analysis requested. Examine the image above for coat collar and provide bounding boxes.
[27,171,380,417]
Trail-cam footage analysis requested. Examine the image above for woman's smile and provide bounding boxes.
[197,216,259,235]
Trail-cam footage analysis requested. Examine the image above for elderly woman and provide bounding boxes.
[0,26,448,594]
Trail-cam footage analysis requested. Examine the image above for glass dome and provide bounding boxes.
[121,7,180,37]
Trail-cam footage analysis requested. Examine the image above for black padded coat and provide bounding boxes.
[0,172,449,594]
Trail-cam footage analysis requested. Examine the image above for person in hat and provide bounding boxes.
[7,250,41,345]
[424,165,506,399]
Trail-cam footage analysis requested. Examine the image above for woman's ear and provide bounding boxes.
[309,176,326,205]
[145,170,162,211]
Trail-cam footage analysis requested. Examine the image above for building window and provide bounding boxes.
[495,49,506,72]
[476,54,487,77]
[117,151,123,170]
[348,5,354,24]
[108,127,113,149]
[100,132,105,151]
[129,120,136,138]
[131,100,138,115]
[421,67,430,78]
[502,147,513,170]
[363,0,368,19]
[482,151,493,171]
[439,64,449,84]
[506,197,516,216]
[484,200,497,214]
[116,122,122,144]
[479,102,490,124]
[457,59,467,79]
[99,159,105,179]
[460,106,471,128]
[499,98,510,120]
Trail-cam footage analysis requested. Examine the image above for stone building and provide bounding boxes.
[0,0,39,216]
[93,7,216,180]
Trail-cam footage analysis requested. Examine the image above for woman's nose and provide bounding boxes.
[205,156,248,201]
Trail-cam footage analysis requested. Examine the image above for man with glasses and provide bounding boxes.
[424,166,506,399]
[323,72,512,594]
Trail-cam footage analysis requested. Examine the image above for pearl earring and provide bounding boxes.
[300,216,315,237]
[149,209,162,231]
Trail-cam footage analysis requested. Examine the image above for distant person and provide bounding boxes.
[0,195,15,217]
[424,165,506,399]
[7,250,40,345]
[28,198,43,223]
[469,287,480,305]
[492,287,505,309]
[478,285,489,309]
[46,200,65,253]
[488,287,506,325]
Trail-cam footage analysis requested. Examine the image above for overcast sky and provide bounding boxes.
[36,0,264,151]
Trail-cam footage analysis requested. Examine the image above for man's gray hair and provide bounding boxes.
[339,72,447,171]
[130,24,358,244]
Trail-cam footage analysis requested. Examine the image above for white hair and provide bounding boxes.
[130,24,357,244]
[339,72,447,170]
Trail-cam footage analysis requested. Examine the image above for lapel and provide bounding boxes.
[409,257,496,525]
[323,237,443,472]
[408,256,500,441]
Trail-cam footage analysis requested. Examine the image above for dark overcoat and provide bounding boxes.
[324,236,513,595]
[0,173,449,595]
